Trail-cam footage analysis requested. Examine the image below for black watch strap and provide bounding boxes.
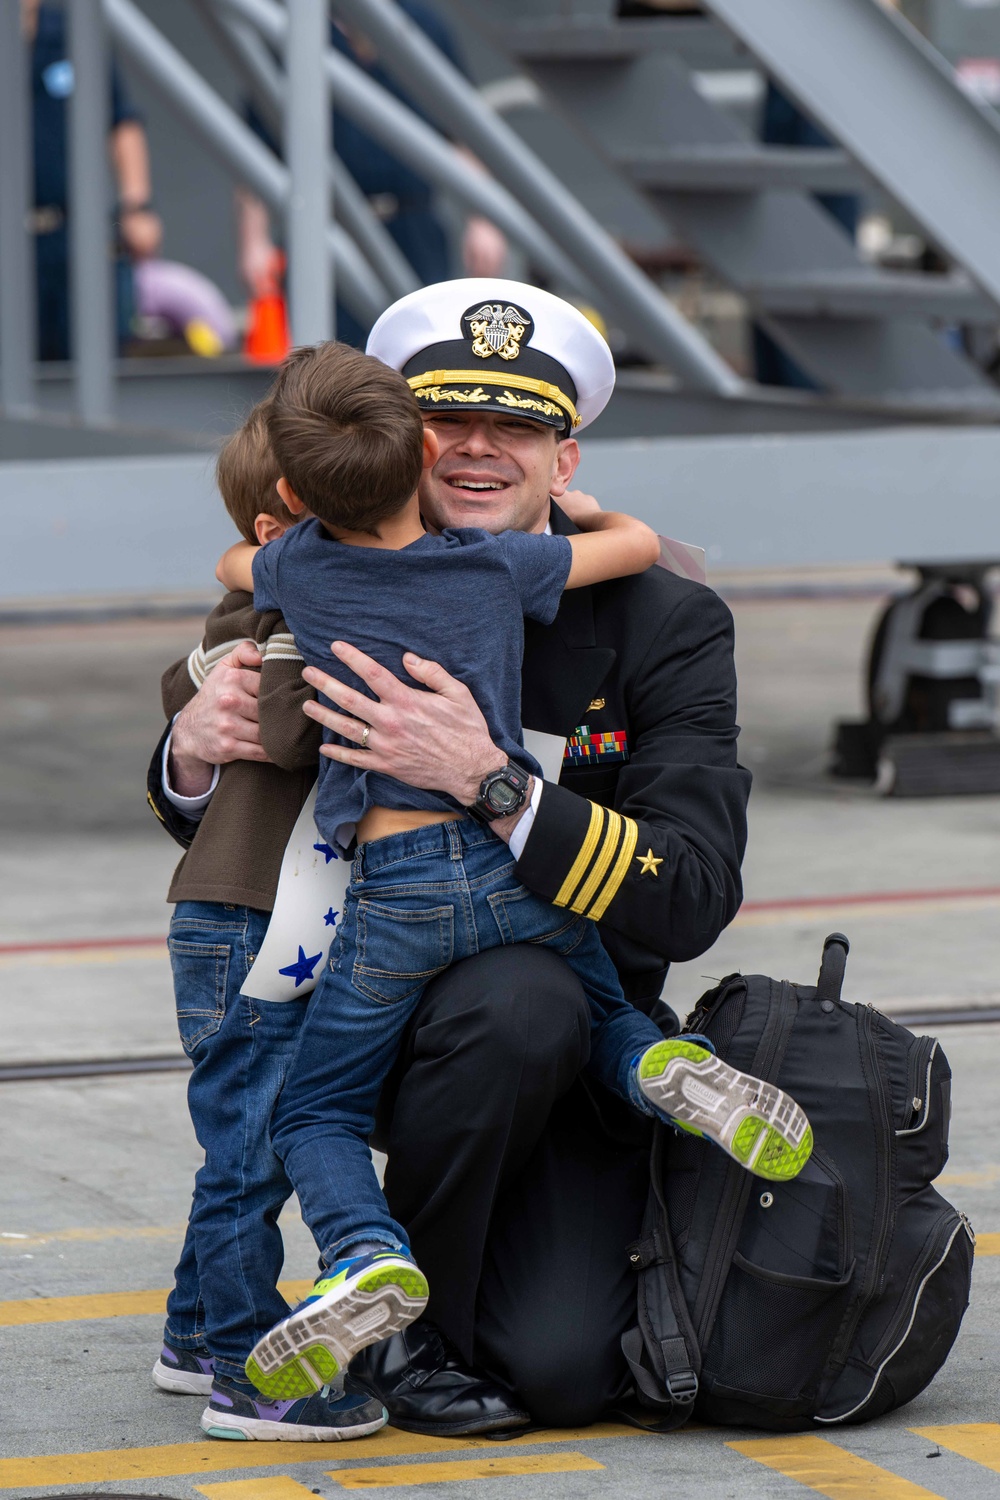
[467,761,530,824]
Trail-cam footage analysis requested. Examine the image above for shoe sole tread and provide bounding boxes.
[247,1264,429,1400]
[639,1039,813,1181]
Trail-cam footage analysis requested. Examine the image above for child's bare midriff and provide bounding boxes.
[356,806,465,846]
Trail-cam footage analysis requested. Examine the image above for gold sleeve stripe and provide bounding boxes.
[588,816,639,921]
[553,801,606,910]
[146,789,166,824]
[568,809,624,916]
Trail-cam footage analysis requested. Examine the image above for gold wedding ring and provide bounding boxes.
[360,723,371,750]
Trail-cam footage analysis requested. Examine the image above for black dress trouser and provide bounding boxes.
[374,945,652,1427]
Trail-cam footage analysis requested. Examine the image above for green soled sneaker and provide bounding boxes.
[637,1038,813,1181]
[246,1248,429,1400]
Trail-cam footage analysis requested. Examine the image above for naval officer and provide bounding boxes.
[149,278,751,1433]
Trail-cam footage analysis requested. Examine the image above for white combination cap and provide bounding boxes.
[366,277,616,436]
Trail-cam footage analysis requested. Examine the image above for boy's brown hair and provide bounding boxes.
[267,341,425,536]
[216,398,293,545]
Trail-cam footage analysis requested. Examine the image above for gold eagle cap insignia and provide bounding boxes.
[464,302,531,361]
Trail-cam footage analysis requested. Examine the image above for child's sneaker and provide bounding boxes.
[152,1342,215,1395]
[636,1037,813,1181]
[246,1248,429,1400]
[201,1377,387,1441]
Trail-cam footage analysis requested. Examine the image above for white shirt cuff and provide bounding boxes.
[508,776,544,862]
[161,725,220,816]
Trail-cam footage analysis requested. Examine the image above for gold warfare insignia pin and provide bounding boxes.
[463,300,533,362]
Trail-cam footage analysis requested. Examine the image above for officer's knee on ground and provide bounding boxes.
[508,1341,623,1429]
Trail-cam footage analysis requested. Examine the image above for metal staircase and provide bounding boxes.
[456,0,1000,409]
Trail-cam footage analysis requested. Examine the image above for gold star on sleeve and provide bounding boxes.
[636,847,663,877]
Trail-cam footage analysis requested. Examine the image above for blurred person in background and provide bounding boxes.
[237,0,507,347]
[24,0,163,360]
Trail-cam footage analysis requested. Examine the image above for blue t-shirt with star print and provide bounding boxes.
[253,521,572,845]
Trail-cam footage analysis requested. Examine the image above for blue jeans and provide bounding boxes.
[271,818,663,1267]
[163,902,309,1384]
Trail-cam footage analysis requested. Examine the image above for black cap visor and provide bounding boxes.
[403,340,579,436]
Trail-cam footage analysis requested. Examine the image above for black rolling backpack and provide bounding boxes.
[622,933,974,1431]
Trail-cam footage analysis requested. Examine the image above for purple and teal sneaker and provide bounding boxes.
[246,1248,429,1400]
[201,1377,387,1441]
[152,1342,215,1395]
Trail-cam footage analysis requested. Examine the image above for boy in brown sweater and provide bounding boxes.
[152,401,387,1443]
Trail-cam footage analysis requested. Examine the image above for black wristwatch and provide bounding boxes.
[466,761,531,824]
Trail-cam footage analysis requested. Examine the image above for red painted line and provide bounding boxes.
[741,885,1000,914]
[0,935,166,958]
[4,883,1000,960]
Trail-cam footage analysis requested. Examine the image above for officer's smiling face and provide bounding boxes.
[418,413,581,536]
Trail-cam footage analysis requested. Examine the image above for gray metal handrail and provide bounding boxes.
[104,0,387,326]
[331,0,741,393]
[704,0,1000,313]
[69,0,115,423]
[193,0,418,301]
[0,0,36,416]
[285,0,332,342]
[211,0,588,296]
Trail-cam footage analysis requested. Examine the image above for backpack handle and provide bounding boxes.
[816,932,850,1004]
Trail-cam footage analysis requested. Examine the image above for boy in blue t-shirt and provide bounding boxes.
[216,341,814,1401]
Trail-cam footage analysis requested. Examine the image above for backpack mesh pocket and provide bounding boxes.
[707,1255,853,1401]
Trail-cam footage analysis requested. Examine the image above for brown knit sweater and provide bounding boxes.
[162,591,319,912]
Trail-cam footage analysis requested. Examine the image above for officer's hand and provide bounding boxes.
[169,642,270,795]
[303,642,504,807]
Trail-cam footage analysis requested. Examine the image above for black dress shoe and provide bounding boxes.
[347,1321,530,1436]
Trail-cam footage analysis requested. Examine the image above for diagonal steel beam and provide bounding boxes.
[213,0,589,297]
[103,0,387,325]
[329,0,742,392]
[703,0,1000,312]
[193,0,418,300]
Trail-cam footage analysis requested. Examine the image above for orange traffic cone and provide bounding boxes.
[244,250,291,364]
[244,291,290,364]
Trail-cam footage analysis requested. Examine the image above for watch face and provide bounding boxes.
[489,780,520,812]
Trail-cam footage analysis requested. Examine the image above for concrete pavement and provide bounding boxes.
[3,592,1000,1497]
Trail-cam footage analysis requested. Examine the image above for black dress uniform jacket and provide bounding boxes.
[147,502,751,1005]
[146,501,751,1423]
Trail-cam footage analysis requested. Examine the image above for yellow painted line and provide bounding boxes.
[727,1434,944,1500]
[938,1165,1000,1188]
[0,1221,189,1250]
[199,1479,320,1500]
[975,1233,1000,1255]
[327,1452,604,1488]
[0,1423,643,1490]
[912,1424,1000,1472]
[0,1280,313,1327]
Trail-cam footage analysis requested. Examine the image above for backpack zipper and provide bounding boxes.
[826,1004,895,1369]
[897,1037,938,1137]
[816,1211,971,1423]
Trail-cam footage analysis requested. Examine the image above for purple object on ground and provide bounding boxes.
[132,259,237,350]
